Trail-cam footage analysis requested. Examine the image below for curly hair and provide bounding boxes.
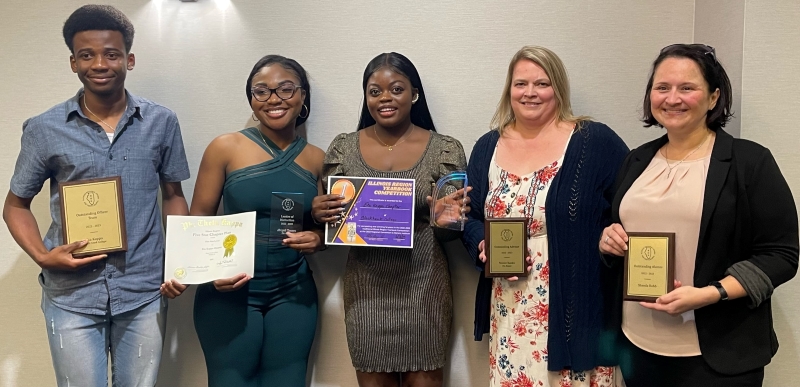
[63,5,135,53]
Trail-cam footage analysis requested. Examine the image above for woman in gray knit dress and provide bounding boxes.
[312,52,468,387]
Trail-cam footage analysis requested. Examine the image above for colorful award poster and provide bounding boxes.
[164,212,256,284]
[325,176,415,248]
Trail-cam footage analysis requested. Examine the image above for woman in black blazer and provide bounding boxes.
[599,44,798,387]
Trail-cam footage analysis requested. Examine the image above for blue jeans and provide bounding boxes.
[41,295,167,387]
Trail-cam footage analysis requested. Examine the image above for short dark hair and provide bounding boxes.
[642,44,733,131]
[63,5,135,53]
[357,52,437,132]
[245,55,312,127]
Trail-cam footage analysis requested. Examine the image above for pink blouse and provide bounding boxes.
[619,143,713,357]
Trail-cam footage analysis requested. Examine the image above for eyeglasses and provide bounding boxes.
[660,43,718,65]
[250,83,302,102]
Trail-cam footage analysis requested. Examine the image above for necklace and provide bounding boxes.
[82,95,117,132]
[257,127,269,147]
[662,132,710,177]
[374,124,413,151]
[256,127,279,157]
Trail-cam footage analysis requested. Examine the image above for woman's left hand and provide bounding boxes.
[639,280,720,315]
[505,255,534,282]
[427,186,472,226]
[283,231,322,254]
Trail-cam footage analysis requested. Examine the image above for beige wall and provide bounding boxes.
[0,0,796,386]
[694,0,745,137]
[740,1,800,386]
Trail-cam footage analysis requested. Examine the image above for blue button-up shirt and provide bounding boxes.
[9,89,190,316]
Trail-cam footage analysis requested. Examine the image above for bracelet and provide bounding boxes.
[709,281,728,301]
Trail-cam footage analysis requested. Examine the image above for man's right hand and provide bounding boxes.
[36,240,107,270]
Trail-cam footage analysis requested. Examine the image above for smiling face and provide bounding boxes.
[365,67,418,130]
[650,57,720,134]
[250,64,306,132]
[509,59,558,126]
[70,30,134,98]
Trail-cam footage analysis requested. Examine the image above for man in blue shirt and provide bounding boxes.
[3,5,189,386]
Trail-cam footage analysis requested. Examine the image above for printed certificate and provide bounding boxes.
[325,176,415,248]
[164,212,256,284]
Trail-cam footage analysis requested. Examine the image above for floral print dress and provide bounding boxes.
[486,146,616,387]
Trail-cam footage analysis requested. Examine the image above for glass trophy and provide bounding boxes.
[429,171,468,231]
[270,192,304,238]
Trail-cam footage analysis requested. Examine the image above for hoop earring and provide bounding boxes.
[299,104,309,119]
[412,95,419,104]
[252,112,259,121]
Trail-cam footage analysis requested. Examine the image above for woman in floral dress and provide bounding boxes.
[462,46,629,386]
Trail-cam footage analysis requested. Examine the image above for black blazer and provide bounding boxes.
[609,129,799,374]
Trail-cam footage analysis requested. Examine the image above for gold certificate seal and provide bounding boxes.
[223,234,237,257]
[174,268,186,280]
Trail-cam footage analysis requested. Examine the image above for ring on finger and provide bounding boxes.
[604,236,609,244]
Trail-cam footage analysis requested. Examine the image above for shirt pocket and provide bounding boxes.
[52,152,95,181]
[123,148,160,190]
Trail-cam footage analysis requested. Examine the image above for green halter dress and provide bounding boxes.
[194,127,318,387]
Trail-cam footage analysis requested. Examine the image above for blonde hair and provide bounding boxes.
[490,45,590,134]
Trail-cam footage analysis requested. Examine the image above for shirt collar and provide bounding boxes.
[65,88,143,122]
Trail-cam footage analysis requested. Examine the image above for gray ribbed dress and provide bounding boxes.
[322,131,467,372]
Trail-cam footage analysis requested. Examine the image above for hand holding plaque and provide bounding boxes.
[429,171,468,231]
[484,218,528,277]
[59,177,127,257]
[623,232,676,302]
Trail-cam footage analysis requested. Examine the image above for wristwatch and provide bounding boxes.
[709,281,728,301]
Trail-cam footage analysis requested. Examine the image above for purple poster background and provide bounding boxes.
[325,176,415,248]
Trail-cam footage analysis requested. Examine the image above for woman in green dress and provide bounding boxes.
[191,55,325,387]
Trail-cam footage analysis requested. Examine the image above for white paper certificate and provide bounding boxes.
[164,212,256,284]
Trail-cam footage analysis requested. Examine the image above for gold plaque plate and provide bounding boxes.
[484,218,528,278]
[624,232,675,302]
[59,177,127,257]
